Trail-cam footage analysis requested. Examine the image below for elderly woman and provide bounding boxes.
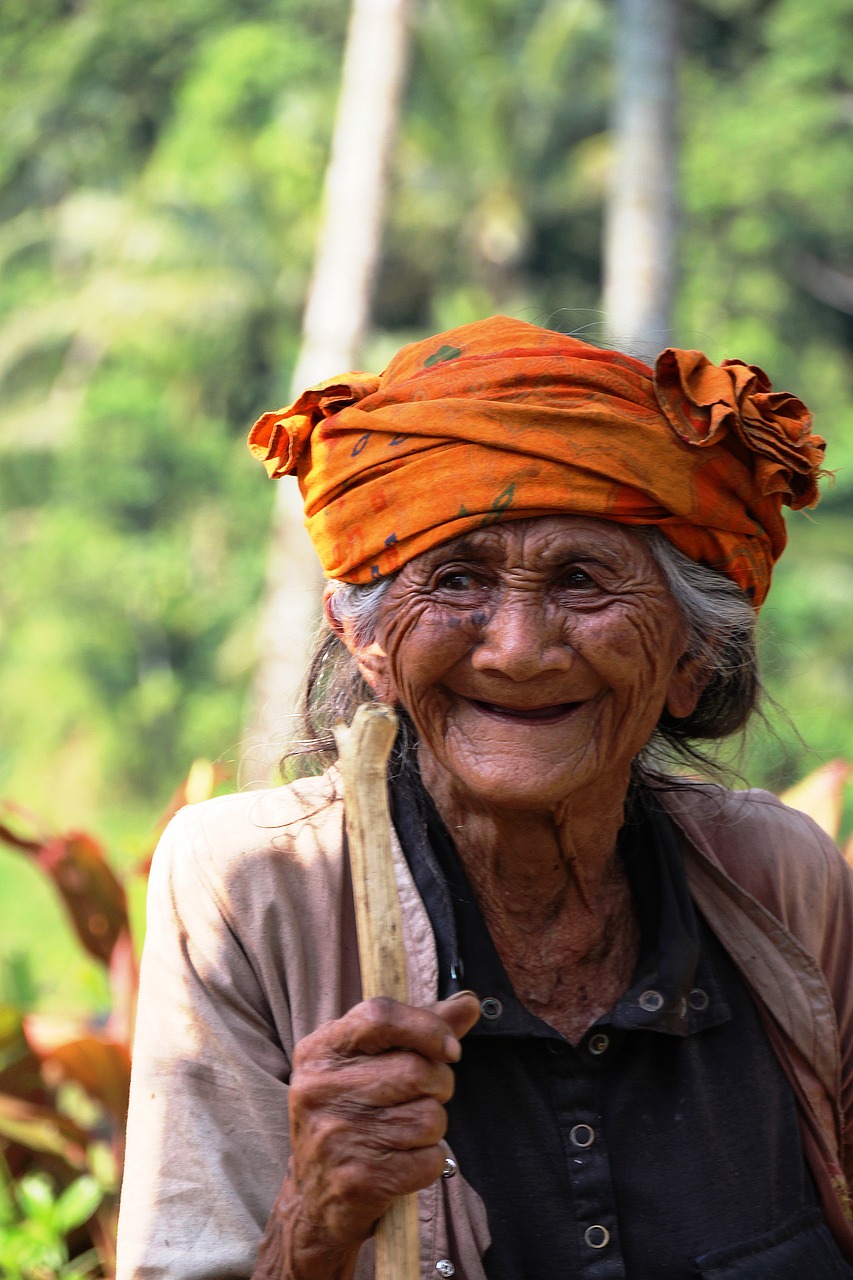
[117,317,853,1280]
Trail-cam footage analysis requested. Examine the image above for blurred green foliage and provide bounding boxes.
[0,0,851,1007]
[0,0,346,838]
[0,1171,103,1280]
[676,0,853,819]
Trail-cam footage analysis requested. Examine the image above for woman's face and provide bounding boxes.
[337,516,703,814]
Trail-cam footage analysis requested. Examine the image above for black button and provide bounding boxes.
[479,997,503,1021]
[570,1124,596,1149]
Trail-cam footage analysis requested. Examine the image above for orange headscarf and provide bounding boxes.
[248,316,825,607]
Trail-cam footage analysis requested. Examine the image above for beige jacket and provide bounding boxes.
[116,772,853,1279]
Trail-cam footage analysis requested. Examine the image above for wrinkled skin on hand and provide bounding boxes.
[253,992,481,1280]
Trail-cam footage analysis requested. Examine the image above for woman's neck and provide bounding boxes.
[419,749,632,919]
[418,749,641,1041]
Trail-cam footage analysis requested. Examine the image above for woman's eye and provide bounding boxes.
[434,570,474,591]
[561,568,595,588]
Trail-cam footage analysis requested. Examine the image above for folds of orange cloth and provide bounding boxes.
[248,316,825,606]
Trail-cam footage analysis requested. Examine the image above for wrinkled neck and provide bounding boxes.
[418,745,632,932]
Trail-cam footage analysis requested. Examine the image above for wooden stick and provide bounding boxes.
[334,702,419,1280]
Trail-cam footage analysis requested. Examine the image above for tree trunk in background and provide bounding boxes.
[602,0,679,356]
[242,0,414,784]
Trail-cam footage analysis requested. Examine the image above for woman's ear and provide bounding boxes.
[322,583,395,702]
[665,650,711,720]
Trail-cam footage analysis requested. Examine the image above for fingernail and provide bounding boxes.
[443,1035,462,1062]
[449,989,479,1001]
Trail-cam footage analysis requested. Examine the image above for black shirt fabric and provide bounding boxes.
[390,766,853,1279]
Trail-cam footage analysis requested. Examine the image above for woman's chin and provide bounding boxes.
[420,745,601,815]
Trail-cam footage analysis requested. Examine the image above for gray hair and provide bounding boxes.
[288,529,761,782]
[633,528,760,778]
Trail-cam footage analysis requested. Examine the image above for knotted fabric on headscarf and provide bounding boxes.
[248,316,825,607]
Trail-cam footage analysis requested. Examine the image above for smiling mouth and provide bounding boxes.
[468,698,583,724]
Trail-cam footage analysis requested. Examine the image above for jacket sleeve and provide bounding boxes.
[810,830,853,1188]
[734,795,853,1190]
[673,786,853,1198]
[116,804,293,1280]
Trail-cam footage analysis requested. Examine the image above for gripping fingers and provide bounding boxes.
[373,1095,449,1151]
[294,998,464,1066]
[285,996,479,1253]
[292,1048,456,1114]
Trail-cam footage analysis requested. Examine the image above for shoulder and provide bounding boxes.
[658,780,850,942]
[156,769,343,868]
[148,769,346,923]
[140,767,360,1039]
[659,780,839,861]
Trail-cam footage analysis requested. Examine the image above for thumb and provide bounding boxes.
[434,990,481,1043]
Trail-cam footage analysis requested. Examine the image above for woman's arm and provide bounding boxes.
[117,803,298,1279]
[117,793,479,1280]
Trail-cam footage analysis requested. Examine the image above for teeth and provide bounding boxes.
[479,700,576,719]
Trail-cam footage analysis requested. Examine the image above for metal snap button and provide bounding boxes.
[442,1156,458,1179]
[639,989,665,1012]
[480,996,503,1021]
[688,987,709,1011]
[588,1032,610,1056]
[569,1123,595,1148]
[584,1224,611,1249]
[435,1261,456,1277]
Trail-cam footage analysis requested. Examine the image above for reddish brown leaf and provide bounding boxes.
[32,832,128,966]
[106,928,139,1049]
[91,1199,119,1277]
[24,1016,132,1128]
[0,1091,88,1168]
[1,804,129,966]
[0,808,43,853]
[0,1008,46,1119]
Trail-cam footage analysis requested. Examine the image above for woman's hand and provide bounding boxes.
[253,991,481,1280]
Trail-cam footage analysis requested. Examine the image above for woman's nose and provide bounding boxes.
[469,592,572,680]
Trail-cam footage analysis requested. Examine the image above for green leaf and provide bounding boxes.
[54,1175,102,1235]
[14,1172,55,1225]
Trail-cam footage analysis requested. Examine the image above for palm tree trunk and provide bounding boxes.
[243,0,414,783]
[602,0,680,355]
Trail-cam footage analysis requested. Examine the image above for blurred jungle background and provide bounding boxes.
[0,0,851,1273]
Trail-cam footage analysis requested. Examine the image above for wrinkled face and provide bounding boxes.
[336,516,702,814]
